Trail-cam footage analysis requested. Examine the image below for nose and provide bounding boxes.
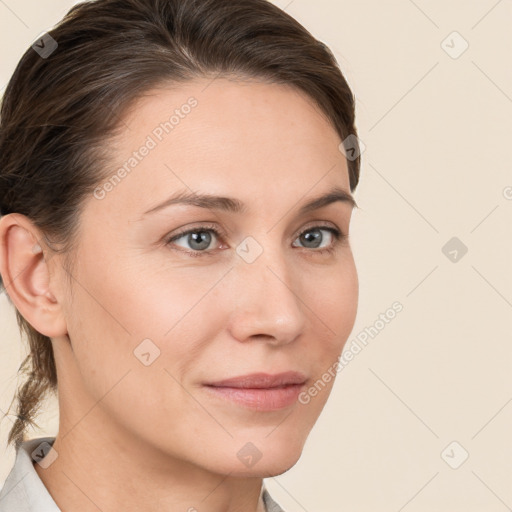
[226,244,307,347]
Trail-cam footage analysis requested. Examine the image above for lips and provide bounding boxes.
[203,371,308,389]
[202,371,308,411]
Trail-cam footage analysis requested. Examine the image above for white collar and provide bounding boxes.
[0,436,59,511]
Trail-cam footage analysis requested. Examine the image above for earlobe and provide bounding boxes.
[0,213,68,338]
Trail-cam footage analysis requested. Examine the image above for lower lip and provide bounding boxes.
[203,383,305,411]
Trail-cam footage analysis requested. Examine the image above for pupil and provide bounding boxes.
[303,230,321,248]
[190,231,211,250]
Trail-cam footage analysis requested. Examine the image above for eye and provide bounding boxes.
[292,225,344,254]
[174,229,217,252]
[165,223,347,257]
[165,223,224,257]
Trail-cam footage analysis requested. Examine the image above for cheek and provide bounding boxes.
[66,259,216,398]
[309,256,359,347]
[65,274,201,441]
[300,258,358,404]
[334,261,359,342]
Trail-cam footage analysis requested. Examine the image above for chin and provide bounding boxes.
[254,455,302,478]
[217,439,305,478]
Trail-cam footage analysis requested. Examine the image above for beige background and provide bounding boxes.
[1,0,511,510]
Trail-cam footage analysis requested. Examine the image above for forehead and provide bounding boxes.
[94,77,350,217]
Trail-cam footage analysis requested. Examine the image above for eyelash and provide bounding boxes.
[164,223,347,258]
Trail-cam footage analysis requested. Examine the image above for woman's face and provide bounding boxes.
[53,77,358,476]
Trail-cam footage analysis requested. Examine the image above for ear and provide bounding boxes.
[0,213,68,338]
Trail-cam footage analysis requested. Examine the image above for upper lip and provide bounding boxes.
[204,371,308,389]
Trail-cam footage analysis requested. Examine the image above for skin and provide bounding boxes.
[0,76,359,512]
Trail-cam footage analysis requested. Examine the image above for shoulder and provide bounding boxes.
[0,436,60,511]
[261,481,287,512]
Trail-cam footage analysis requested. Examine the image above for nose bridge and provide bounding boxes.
[229,234,306,343]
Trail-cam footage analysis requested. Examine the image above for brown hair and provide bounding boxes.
[0,0,361,450]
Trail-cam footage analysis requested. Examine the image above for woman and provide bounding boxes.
[0,0,361,510]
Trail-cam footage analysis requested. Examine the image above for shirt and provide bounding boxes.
[0,436,286,512]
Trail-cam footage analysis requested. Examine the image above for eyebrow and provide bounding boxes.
[142,186,358,217]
